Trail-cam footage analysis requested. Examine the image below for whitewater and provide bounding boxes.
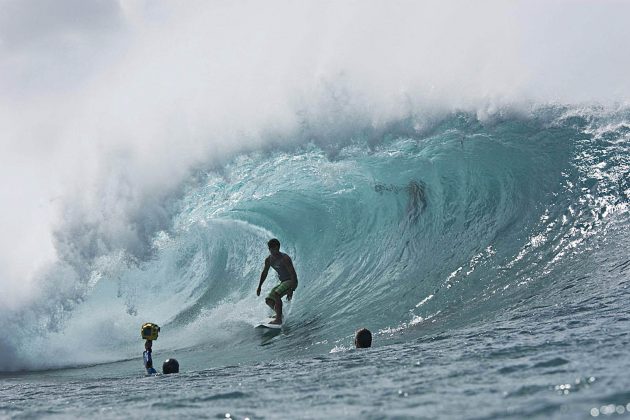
[1,1,630,419]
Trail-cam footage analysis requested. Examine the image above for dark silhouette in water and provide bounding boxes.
[374,180,427,224]
[355,328,372,348]
[162,358,179,374]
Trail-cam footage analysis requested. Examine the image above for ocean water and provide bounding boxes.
[1,106,629,419]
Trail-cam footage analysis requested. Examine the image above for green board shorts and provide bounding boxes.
[267,280,297,300]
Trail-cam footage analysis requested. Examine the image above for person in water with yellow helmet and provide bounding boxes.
[141,323,160,375]
[141,323,179,375]
[256,238,298,325]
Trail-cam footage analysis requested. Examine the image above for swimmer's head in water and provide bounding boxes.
[162,358,179,374]
[355,328,372,348]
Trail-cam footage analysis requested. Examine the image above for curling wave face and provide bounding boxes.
[2,106,629,372]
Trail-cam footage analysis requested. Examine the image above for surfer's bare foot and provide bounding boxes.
[269,318,282,325]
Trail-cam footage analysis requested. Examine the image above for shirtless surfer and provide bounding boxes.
[256,238,298,325]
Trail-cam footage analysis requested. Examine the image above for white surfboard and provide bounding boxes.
[255,318,282,329]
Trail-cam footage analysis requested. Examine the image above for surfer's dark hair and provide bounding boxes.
[268,238,280,249]
[355,328,372,348]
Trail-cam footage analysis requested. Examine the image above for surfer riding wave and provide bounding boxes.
[256,238,298,325]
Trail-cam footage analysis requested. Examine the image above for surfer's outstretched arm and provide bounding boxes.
[256,257,271,296]
[143,339,157,375]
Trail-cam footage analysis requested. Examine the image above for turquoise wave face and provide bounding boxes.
[2,107,629,371]
[116,107,628,364]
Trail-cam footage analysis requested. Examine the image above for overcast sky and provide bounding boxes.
[0,0,126,96]
[3,0,630,101]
